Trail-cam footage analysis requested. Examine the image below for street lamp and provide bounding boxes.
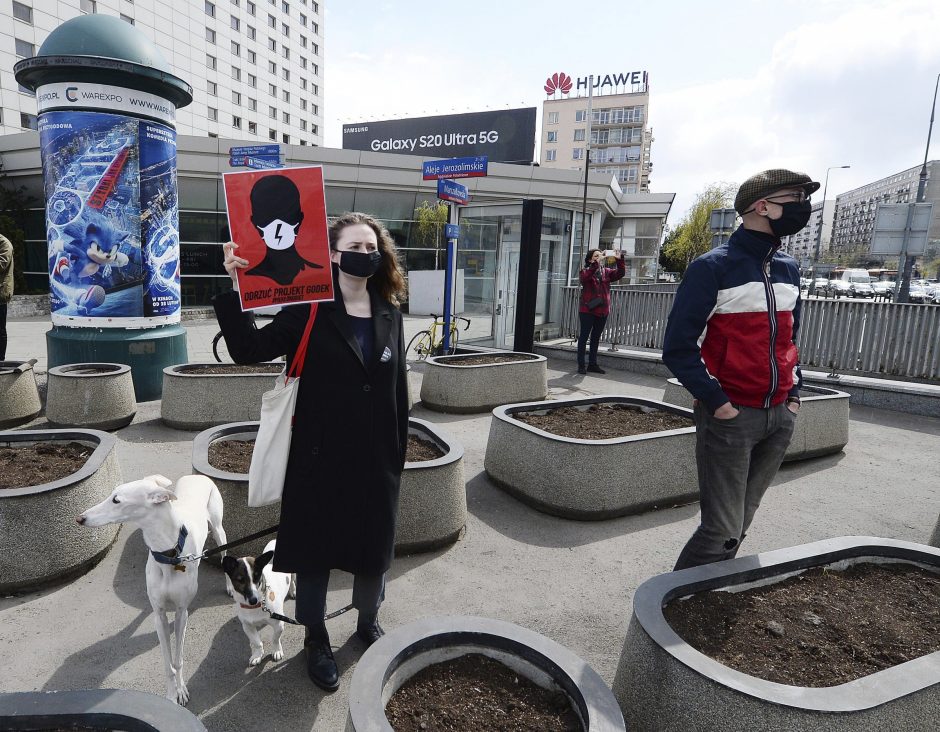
[810,165,850,296]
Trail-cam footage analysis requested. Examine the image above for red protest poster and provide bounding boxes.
[223,165,334,310]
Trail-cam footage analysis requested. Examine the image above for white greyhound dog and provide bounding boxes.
[77,474,227,705]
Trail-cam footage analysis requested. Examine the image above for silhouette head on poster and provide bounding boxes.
[245,174,322,285]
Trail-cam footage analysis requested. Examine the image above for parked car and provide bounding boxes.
[872,281,896,299]
[827,279,850,298]
[907,284,929,303]
[848,280,874,298]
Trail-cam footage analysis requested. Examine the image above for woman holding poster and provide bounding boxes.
[215,212,408,693]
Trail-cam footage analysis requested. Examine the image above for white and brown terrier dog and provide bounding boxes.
[222,539,295,667]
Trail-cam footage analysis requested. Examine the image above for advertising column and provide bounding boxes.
[15,14,193,400]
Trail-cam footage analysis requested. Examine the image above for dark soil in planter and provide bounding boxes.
[442,353,535,366]
[407,435,445,462]
[0,442,93,489]
[514,403,692,439]
[208,439,255,474]
[385,652,582,732]
[176,364,283,375]
[664,562,940,687]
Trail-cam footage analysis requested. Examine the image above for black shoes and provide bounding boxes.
[304,625,339,692]
[356,616,385,647]
[587,364,606,374]
[577,366,587,375]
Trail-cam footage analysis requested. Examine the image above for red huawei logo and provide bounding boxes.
[544,72,572,96]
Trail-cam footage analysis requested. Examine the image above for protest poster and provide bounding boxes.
[223,165,334,310]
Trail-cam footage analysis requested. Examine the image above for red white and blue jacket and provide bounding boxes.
[662,226,803,414]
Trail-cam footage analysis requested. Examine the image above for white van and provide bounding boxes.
[841,269,874,298]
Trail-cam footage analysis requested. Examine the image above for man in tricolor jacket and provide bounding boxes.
[663,169,820,570]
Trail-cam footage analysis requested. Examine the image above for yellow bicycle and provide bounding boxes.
[407,314,471,359]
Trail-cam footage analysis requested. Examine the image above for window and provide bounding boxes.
[248,97,257,110]
[248,73,257,87]
[20,112,37,129]
[206,54,217,69]
[573,129,585,141]
[547,111,558,124]
[268,60,277,73]
[14,39,34,58]
[300,98,307,110]
[546,131,557,142]
[311,22,318,33]
[300,77,307,90]
[232,90,241,104]
[300,119,307,130]
[300,140,307,146]
[247,25,256,40]
[268,37,276,51]
[282,90,290,102]
[269,129,277,140]
[282,47,289,60]
[247,49,256,64]
[12,2,33,23]
[300,34,307,48]
[206,27,216,43]
[572,148,584,160]
[312,83,318,95]
[545,149,556,162]
[312,123,318,135]
[231,0,240,6]
[312,103,318,115]
[312,63,318,75]
[205,1,216,15]
[232,115,242,129]
[282,68,290,81]
[300,12,307,25]
[269,105,277,118]
[268,13,276,27]
[231,67,241,81]
[231,17,240,31]
[300,57,307,69]
[282,133,290,144]
[281,0,289,12]
[282,111,289,123]
[80,0,97,12]
[575,109,587,122]
[208,81,217,95]
[231,41,240,56]
[248,121,257,134]
[247,0,256,15]
[268,82,277,95]
[312,42,318,55]
[208,132,219,138]
[281,22,289,36]
[207,107,217,120]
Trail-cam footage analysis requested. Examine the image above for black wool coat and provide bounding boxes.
[213,281,409,576]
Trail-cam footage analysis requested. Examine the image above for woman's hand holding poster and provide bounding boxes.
[223,165,334,311]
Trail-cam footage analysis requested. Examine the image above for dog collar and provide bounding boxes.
[151,525,189,568]
[240,602,262,609]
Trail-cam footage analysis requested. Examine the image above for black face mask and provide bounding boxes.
[337,250,382,278]
[769,200,812,237]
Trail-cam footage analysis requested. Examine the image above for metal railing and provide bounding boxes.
[560,287,940,380]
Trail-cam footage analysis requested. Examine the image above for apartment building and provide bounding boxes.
[780,200,833,264]
[539,72,652,193]
[1,0,323,145]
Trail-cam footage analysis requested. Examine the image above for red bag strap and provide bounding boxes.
[286,303,318,379]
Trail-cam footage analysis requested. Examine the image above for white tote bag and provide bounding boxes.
[248,305,318,507]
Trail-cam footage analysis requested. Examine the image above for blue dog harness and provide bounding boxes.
[150,525,189,571]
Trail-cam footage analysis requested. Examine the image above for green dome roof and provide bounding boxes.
[39,14,172,71]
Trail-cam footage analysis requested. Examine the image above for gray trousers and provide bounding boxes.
[674,401,796,570]
[295,570,385,628]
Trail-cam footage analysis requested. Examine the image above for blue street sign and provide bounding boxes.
[229,144,281,159]
[445,223,460,240]
[245,156,283,170]
[423,156,488,181]
[437,178,469,205]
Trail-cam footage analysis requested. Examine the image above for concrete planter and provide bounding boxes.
[397,418,466,554]
[346,615,625,732]
[420,351,548,413]
[46,362,137,430]
[0,689,206,731]
[484,396,697,519]
[662,379,850,461]
[930,516,939,548]
[0,359,42,428]
[406,363,414,411]
[0,429,122,593]
[614,537,940,731]
[191,421,275,563]
[161,362,280,430]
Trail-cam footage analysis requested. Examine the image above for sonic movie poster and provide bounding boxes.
[223,165,334,311]
[39,110,181,326]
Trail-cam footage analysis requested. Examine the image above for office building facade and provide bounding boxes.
[830,161,940,260]
[539,72,652,194]
[1,0,323,145]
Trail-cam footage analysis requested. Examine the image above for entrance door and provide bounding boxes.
[494,241,520,349]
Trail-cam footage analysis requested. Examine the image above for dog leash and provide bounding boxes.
[255,577,354,625]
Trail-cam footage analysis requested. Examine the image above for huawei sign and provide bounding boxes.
[544,72,572,96]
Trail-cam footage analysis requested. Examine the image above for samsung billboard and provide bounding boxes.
[342,108,537,164]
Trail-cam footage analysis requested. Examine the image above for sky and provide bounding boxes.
[322,0,940,224]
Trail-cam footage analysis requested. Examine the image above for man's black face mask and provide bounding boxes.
[768,200,813,237]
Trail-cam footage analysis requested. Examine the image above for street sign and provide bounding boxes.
[445,223,459,239]
[870,202,933,255]
[423,156,488,181]
[245,156,283,170]
[229,144,281,159]
[709,208,737,232]
[437,178,469,205]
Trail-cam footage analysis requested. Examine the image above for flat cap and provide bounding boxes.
[734,169,820,214]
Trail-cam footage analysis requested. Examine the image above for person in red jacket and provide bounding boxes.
[577,248,625,374]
